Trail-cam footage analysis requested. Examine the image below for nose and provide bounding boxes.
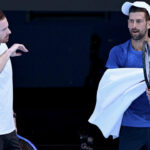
[132,21,137,28]
[7,28,11,35]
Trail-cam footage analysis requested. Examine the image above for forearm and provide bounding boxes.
[0,44,28,73]
[0,49,11,73]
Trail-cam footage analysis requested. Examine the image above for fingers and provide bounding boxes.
[9,43,29,57]
[146,88,150,93]
[13,52,22,57]
[146,88,150,100]
[18,44,29,52]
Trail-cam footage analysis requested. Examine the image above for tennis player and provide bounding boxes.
[106,1,150,150]
[0,10,28,150]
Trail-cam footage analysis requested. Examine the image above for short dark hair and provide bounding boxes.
[0,10,5,21]
[129,6,150,20]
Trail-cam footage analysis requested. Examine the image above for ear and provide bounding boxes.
[147,20,150,30]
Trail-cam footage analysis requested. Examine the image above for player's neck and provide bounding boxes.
[131,37,150,51]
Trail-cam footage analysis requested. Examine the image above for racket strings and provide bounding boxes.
[145,43,150,84]
[142,41,150,104]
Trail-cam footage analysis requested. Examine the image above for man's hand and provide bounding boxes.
[0,43,28,73]
[146,88,150,100]
[13,112,17,133]
[8,43,29,57]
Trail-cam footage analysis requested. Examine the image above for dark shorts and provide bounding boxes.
[119,126,150,150]
[0,130,21,150]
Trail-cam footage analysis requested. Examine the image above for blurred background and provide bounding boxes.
[1,0,140,149]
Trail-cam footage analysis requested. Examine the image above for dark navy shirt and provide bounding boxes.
[106,39,150,127]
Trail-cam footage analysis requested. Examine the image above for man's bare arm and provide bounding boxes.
[0,44,28,73]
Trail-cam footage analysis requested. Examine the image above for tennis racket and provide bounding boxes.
[142,40,150,89]
[17,134,38,150]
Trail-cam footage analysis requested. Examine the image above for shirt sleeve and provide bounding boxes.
[105,46,120,69]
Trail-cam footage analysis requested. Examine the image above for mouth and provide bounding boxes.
[5,36,9,40]
[131,30,139,34]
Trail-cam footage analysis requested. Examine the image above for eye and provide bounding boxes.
[129,19,134,23]
[2,28,7,31]
[136,20,143,23]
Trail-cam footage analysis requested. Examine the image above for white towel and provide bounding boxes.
[88,68,146,139]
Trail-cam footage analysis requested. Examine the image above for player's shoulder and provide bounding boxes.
[0,43,8,49]
[0,43,8,54]
[111,39,131,52]
[116,39,131,49]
